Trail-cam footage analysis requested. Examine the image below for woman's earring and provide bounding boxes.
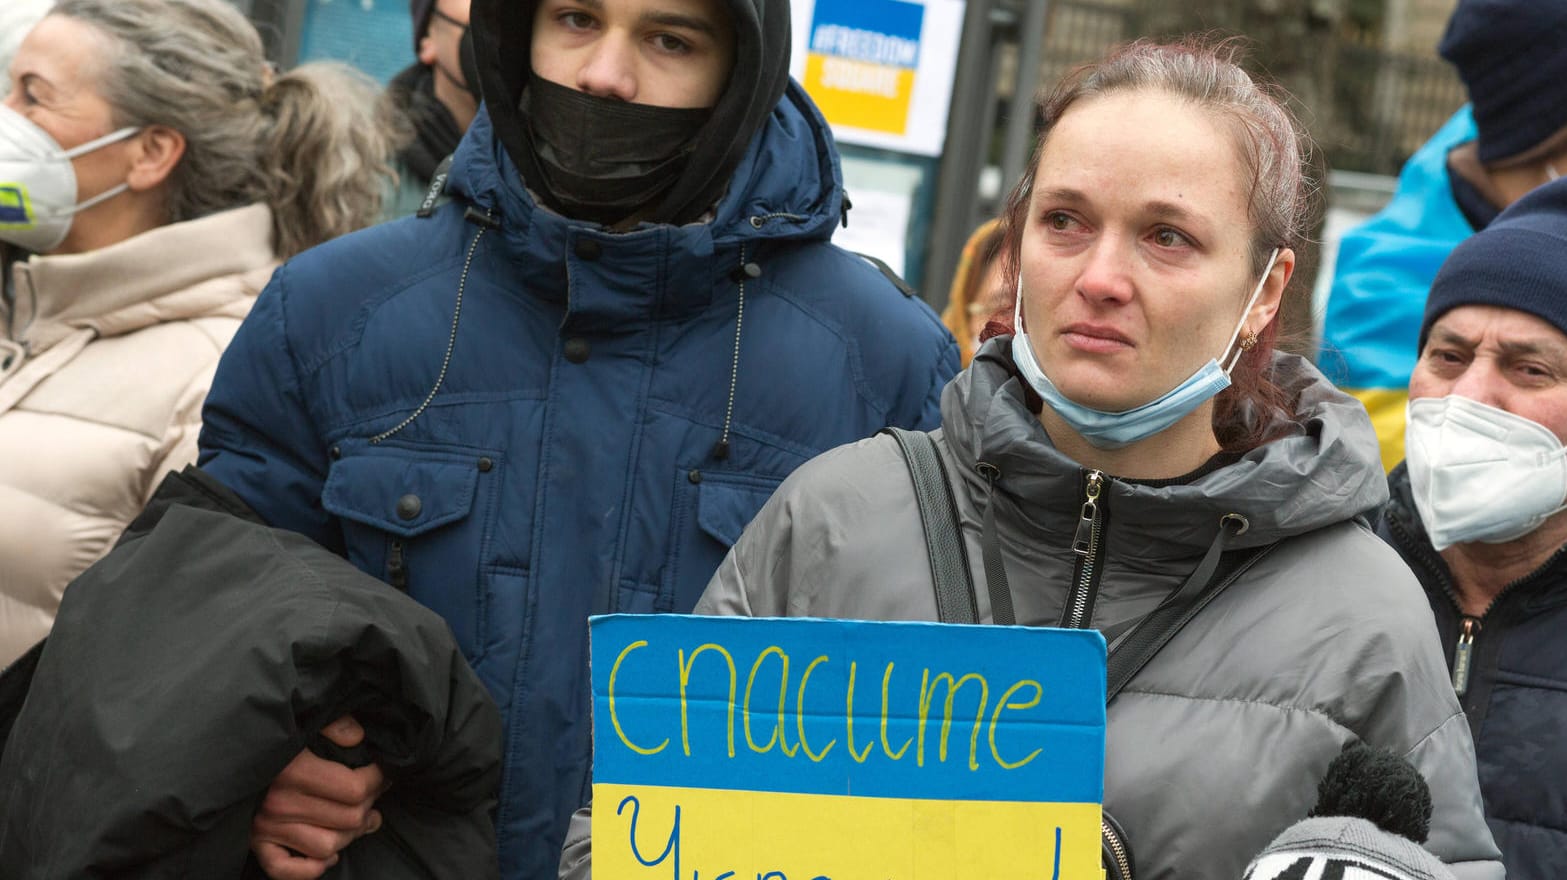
[1238,332,1258,351]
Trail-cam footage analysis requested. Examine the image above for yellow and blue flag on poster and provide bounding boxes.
[803,0,924,136]
[591,614,1107,880]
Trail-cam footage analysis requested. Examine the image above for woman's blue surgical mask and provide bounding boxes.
[1011,248,1280,449]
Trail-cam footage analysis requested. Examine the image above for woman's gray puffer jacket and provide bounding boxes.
[695,340,1503,879]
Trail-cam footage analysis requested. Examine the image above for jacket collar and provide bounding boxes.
[942,338,1390,557]
[4,204,276,353]
[442,83,842,325]
[1384,463,1567,612]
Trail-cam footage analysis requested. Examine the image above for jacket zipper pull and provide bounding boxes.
[1072,471,1104,555]
[388,539,408,590]
[1453,616,1480,697]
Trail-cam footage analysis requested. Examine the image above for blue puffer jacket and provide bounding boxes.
[1379,464,1567,878]
[197,90,957,879]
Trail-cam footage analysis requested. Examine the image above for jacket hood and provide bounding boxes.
[470,0,792,226]
[943,338,1390,555]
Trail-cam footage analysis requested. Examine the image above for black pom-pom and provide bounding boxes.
[1309,741,1433,844]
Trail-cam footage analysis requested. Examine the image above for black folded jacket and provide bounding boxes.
[0,467,503,879]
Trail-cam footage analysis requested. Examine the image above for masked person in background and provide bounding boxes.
[1318,0,1567,471]
[192,0,957,877]
[0,0,397,668]
[1378,177,1567,879]
[639,37,1501,879]
[383,0,479,217]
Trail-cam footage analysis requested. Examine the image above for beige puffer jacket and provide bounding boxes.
[0,204,276,666]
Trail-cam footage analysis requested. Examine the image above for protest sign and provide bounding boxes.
[789,0,966,157]
[591,614,1106,880]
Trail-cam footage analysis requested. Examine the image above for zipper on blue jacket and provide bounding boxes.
[387,539,408,590]
[1062,470,1106,629]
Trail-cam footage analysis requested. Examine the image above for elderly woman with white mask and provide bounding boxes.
[0,0,398,666]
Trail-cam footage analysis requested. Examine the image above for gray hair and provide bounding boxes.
[51,0,401,257]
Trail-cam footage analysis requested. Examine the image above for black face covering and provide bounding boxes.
[524,73,711,226]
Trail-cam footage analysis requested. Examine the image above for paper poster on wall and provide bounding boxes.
[590,614,1107,880]
[790,0,966,157]
[833,156,926,278]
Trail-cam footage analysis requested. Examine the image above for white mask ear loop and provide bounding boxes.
[1221,247,1280,374]
[1012,272,1025,332]
[60,126,140,160]
[42,127,142,221]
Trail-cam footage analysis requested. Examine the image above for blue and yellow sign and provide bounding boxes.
[803,0,924,136]
[592,615,1107,880]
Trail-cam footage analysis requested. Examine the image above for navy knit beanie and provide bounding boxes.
[410,0,435,53]
[1438,0,1567,164]
[1421,178,1567,350]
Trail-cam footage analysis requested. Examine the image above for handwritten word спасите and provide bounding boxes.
[606,639,1048,772]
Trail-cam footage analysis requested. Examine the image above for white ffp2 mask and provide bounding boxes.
[1405,395,1567,551]
[0,105,138,253]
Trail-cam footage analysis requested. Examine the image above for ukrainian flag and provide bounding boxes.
[1318,107,1478,471]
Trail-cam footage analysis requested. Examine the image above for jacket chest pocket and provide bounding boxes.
[653,470,782,614]
[321,439,501,663]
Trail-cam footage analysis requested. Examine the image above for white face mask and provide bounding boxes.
[1405,395,1567,551]
[0,105,139,253]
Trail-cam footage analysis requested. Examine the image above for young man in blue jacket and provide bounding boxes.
[202,0,958,877]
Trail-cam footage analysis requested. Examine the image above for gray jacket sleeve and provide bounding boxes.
[1407,712,1505,879]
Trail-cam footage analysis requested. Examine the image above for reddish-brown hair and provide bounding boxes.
[992,36,1315,452]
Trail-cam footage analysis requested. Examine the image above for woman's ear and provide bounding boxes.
[124,125,186,193]
[1245,246,1294,334]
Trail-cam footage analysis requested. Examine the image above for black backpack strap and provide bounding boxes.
[883,428,978,624]
[1104,541,1278,701]
[854,251,918,298]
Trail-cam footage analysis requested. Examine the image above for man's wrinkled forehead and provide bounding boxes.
[1427,305,1567,360]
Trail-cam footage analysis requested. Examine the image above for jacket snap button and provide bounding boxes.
[563,337,591,363]
[396,494,422,520]
[329,445,342,460]
[478,457,494,472]
[688,469,703,484]
[573,238,602,260]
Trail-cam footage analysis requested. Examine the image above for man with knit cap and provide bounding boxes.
[1319,0,1567,471]
[1376,177,1567,877]
[382,0,478,216]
